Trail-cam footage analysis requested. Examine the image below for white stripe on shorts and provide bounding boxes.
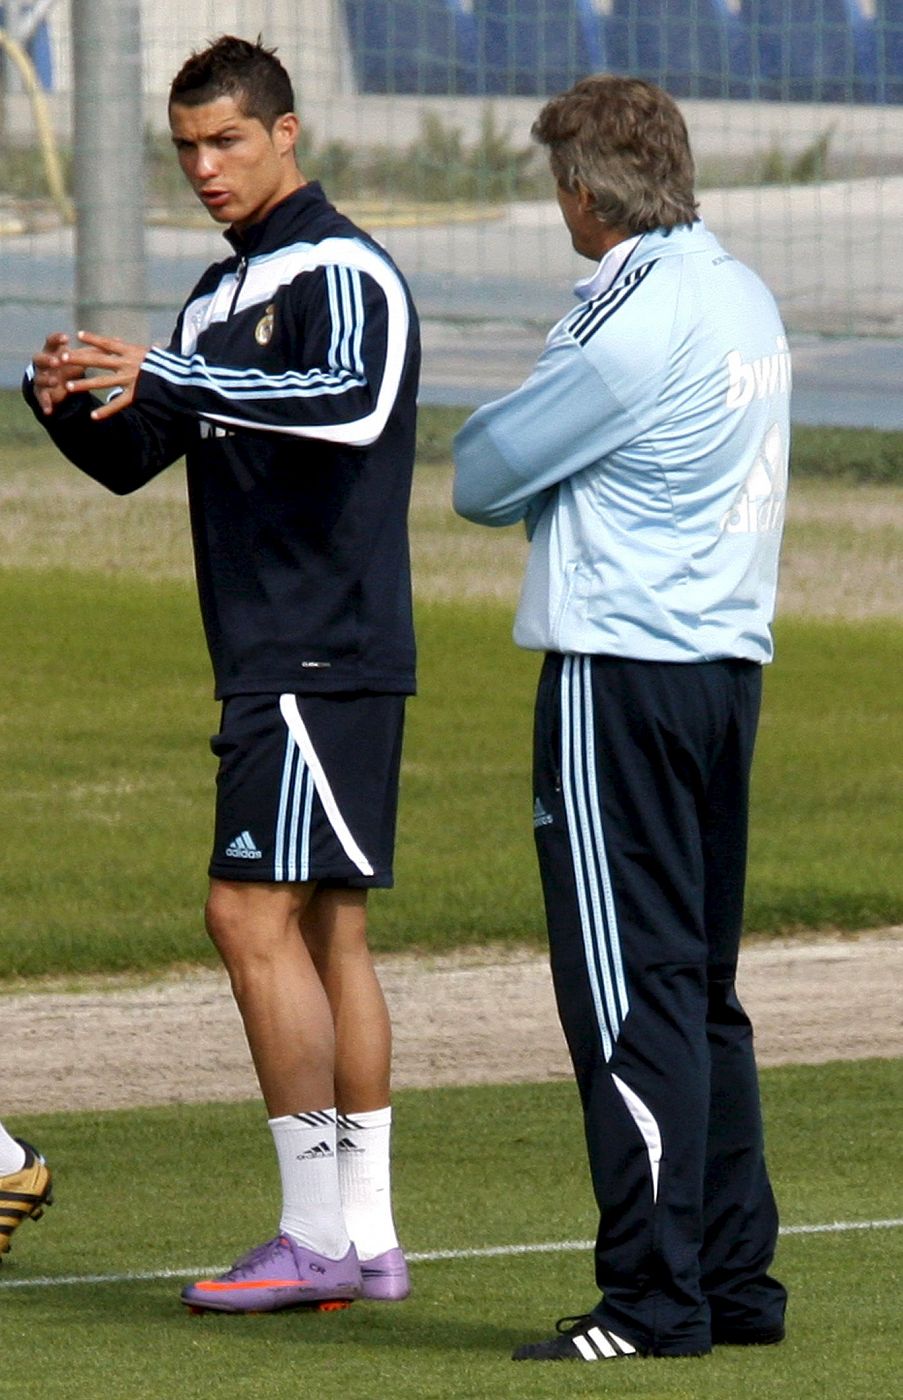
[278,693,375,878]
[274,730,315,882]
[274,730,299,882]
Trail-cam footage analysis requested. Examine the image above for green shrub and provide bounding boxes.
[791,424,903,484]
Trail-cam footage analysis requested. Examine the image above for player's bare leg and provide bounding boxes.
[299,887,390,1110]
[204,877,334,1115]
[301,886,409,1300]
[181,878,359,1314]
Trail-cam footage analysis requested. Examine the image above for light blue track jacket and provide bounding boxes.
[453,221,790,663]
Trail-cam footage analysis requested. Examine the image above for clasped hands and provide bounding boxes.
[32,330,149,420]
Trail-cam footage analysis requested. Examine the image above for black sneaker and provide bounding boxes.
[512,1313,644,1362]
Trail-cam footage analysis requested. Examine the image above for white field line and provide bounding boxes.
[0,1217,901,1292]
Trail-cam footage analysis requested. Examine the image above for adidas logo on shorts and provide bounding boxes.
[225,830,263,860]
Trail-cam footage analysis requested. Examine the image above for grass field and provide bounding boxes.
[0,395,900,977]
[0,404,900,1397]
[1,1060,900,1399]
[0,573,899,976]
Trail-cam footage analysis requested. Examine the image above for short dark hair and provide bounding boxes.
[169,35,295,130]
[532,75,698,234]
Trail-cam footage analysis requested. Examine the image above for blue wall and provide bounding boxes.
[342,0,902,102]
[0,7,53,89]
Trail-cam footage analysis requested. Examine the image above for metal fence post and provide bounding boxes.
[72,0,148,345]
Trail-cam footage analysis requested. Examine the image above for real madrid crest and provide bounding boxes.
[255,303,276,346]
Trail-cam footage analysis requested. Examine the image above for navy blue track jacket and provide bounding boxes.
[24,183,420,698]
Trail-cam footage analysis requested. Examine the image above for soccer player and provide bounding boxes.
[24,36,419,1313]
[0,1124,51,1262]
[454,76,789,1361]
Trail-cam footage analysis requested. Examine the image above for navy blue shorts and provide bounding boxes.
[208,692,406,887]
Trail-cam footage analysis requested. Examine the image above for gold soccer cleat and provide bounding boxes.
[0,1140,53,1261]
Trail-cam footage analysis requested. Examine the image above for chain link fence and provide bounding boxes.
[2,1,903,387]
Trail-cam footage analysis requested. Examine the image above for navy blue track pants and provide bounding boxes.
[533,652,787,1356]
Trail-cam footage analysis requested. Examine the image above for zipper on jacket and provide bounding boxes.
[228,256,248,316]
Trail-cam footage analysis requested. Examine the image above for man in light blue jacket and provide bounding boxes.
[454,75,788,1364]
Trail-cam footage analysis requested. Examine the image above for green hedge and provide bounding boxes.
[789,424,903,483]
[4,391,902,483]
[420,415,903,484]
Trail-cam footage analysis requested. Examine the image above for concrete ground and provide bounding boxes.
[2,178,903,426]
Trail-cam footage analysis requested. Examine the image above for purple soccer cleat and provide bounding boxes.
[359,1246,411,1302]
[181,1235,361,1314]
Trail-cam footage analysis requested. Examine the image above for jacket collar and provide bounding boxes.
[573,220,717,301]
[224,181,331,257]
[574,235,644,302]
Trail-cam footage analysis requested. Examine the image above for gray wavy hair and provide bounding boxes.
[532,74,699,234]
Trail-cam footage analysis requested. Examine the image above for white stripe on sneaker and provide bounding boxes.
[573,1333,599,1360]
[573,1325,637,1360]
[588,1326,617,1357]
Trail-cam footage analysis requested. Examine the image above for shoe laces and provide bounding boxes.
[223,1236,286,1278]
[555,1313,594,1336]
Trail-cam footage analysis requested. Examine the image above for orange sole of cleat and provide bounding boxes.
[185,1298,354,1317]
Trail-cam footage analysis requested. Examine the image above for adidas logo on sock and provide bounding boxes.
[297,1141,334,1160]
[533,797,553,829]
[337,1137,365,1153]
[225,830,263,860]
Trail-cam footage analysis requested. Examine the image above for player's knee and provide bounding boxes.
[203,892,221,939]
[204,881,307,967]
[204,883,260,959]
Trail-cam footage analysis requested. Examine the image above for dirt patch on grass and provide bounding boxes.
[2,455,900,620]
[777,483,903,620]
[1,929,899,1113]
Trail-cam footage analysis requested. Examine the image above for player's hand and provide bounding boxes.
[60,330,150,420]
[31,331,82,416]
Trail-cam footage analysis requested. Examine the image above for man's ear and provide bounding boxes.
[575,181,595,214]
[273,111,300,156]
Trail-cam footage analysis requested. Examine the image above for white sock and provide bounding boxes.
[268,1110,352,1260]
[337,1107,400,1261]
[0,1123,26,1176]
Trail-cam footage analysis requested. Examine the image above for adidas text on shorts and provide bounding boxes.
[208,692,405,888]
